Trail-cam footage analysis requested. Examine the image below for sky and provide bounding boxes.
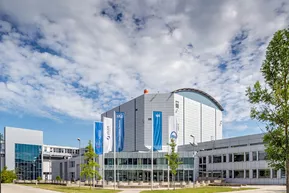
[0,0,288,147]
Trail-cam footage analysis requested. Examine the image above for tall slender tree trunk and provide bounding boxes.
[285,121,289,193]
[173,175,176,190]
[286,158,289,193]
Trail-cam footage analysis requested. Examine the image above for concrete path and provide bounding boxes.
[223,185,285,193]
[120,190,141,193]
[1,184,285,193]
[2,184,59,193]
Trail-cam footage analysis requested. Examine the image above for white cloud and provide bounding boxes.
[0,0,288,135]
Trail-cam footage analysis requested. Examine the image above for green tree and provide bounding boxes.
[246,28,289,192]
[165,138,182,190]
[56,176,61,182]
[80,140,101,189]
[1,166,17,183]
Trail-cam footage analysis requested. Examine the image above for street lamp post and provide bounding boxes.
[189,135,198,182]
[77,138,81,187]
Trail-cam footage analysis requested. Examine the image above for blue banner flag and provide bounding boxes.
[95,122,103,155]
[115,112,125,152]
[153,111,162,151]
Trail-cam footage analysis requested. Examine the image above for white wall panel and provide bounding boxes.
[216,110,223,140]
[135,95,145,151]
[4,127,43,170]
[174,94,184,146]
[201,105,216,142]
[184,98,201,144]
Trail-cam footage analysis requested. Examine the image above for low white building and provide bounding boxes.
[52,133,285,185]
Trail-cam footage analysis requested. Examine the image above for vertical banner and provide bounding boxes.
[168,116,178,153]
[103,117,113,153]
[115,112,125,152]
[153,111,162,151]
[94,122,103,155]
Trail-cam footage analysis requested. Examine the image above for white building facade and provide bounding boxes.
[3,127,79,181]
[101,88,224,152]
[4,88,284,185]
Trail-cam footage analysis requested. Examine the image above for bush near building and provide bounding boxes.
[1,166,17,183]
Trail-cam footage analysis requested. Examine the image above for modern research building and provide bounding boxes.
[3,127,79,181]
[2,88,286,185]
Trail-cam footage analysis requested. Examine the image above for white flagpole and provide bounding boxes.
[167,117,171,190]
[102,122,105,188]
[113,111,116,190]
[93,122,95,187]
[151,111,153,190]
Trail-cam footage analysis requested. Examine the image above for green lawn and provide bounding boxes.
[23,184,120,193]
[141,187,255,193]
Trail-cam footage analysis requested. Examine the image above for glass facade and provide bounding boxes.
[15,143,42,180]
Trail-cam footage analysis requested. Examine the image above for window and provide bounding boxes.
[153,158,157,165]
[272,170,277,178]
[229,170,232,178]
[252,152,257,161]
[69,161,75,168]
[234,170,244,178]
[258,151,267,160]
[203,157,206,163]
[121,158,127,165]
[234,153,244,162]
[137,158,142,165]
[245,152,249,161]
[199,157,202,164]
[133,158,137,165]
[175,101,179,108]
[213,155,222,163]
[246,170,249,178]
[281,170,286,178]
[128,158,132,165]
[148,158,151,165]
[209,156,212,163]
[44,147,47,152]
[229,154,233,162]
[252,170,257,178]
[143,158,147,165]
[258,169,270,178]
[15,144,42,180]
[183,158,189,165]
[223,155,226,163]
[108,158,114,165]
[222,170,226,178]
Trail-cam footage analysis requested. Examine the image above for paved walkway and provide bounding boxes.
[1,184,286,193]
[224,185,285,193]
[2,184,59,193]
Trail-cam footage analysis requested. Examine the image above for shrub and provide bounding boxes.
[37,176,42,182]
[1,166,17,183]
[56,176,61,181]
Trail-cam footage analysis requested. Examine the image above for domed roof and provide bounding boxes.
[172,88,224,111]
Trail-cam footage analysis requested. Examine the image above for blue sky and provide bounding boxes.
[0,0,288,147]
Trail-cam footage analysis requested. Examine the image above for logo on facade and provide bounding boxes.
[106,126,111,140]
[155,114,161,118]
[170,131,177,140]
[117,114,123,119]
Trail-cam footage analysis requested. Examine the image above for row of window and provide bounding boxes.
[201,169,285,179]
[200,151,267,164]
[44,147,79,154]
[104,157,194,166]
